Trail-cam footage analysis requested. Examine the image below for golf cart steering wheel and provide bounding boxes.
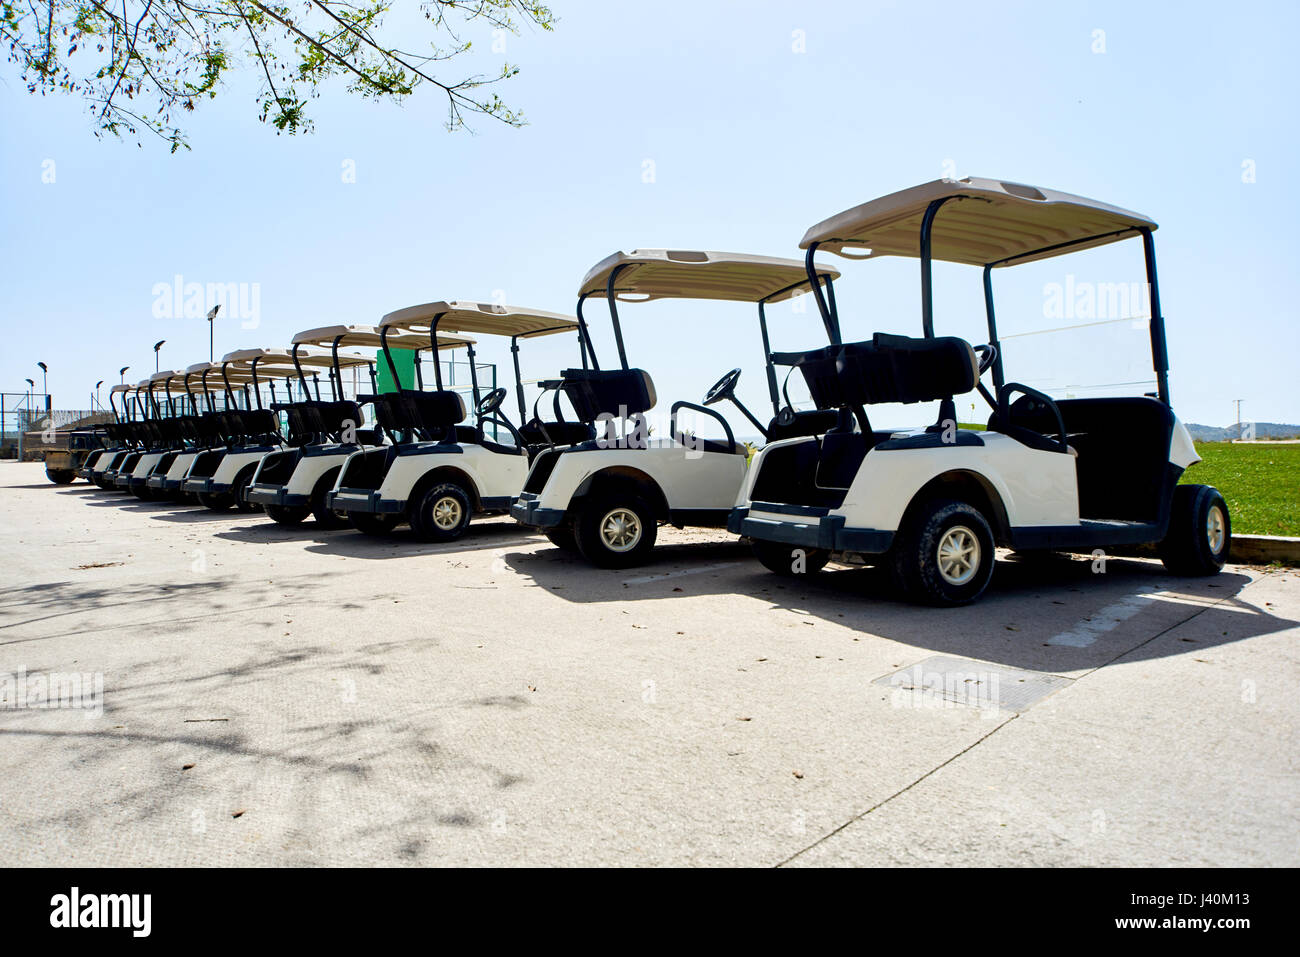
[974,344,997,375]
[476,388,507,418]
[703,368,742,406]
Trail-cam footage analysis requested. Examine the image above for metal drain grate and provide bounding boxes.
[874,655,1073,713]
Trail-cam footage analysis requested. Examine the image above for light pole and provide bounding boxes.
[37,361,48,411]
[206,305,220,362]
[119,366,130,385]
[21,379,34,460]
[95,380,104,411]
[154,340,166,372]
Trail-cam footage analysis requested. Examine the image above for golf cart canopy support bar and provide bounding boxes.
[291,324,471,399]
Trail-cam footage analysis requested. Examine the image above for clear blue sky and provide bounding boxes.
[2,0,1297,432]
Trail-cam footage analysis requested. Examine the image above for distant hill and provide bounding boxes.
[1186,422,1300,441]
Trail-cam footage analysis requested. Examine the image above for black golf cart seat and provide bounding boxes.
[752,333,980,505]
[398,389,467,443]
[557,368,657,449]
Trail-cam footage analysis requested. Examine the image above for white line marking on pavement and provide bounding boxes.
[622,562,742,586]
[1046,592,1161,647]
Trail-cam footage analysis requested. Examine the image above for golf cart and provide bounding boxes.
[86,384,137,488]
[730,176,1228,605]
[146,362,241,499]
[327,301,586,540]
[510,249,840,567]
[245,325,470,526]
[102,380,156,491]
[181,349,295,511]
[118,370,190,500]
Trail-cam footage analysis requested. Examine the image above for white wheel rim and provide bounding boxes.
[1206,505,1226,554]
[937,525,981,586]
[432,496,462,530]
[600,508,641,552]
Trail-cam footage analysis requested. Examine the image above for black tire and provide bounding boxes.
[574,493,658,568]
[889,498,996,606]
[129,483,153,501]
[349,511,401,536]
[544,527,579,551]
[265,503,310,525]
[232,468,259,513]
[196,490,233,511]
[310,470,348,528]
[752,539,830,577]
[410,482,474,542]
[1159,484,1230,576]
[46,469,75,485]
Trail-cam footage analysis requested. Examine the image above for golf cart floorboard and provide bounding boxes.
[1010,519,1163,552]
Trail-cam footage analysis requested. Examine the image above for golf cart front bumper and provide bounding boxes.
[245,484,310,508]
[183,476,231,495]
[325,488,405,514]
[728,503,894,554]
[510,492,566,529]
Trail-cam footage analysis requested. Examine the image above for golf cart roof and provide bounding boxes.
[379,301,579,339]
[220,347,296,365]
[578,249,842,303]
[147,370,188,393]
[290,324,474,351]
[799,177,1157,267]
[109,384,132,394]
[221,346,370,369]
[184,362,219,376]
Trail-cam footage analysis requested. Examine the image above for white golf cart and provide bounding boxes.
[88,384,141,488]
[510,249,840,567]
[118,370,189,499]
[80,383,134,484]
[146,362,241,499]
[731,177,1229,605]
[181,349,299,511]
[246,325,472,526]
[103,379,160,491]
[327,301,585,540]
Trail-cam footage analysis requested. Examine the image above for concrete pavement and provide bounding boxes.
[1,461,1295,866]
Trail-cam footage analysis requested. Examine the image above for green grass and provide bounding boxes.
[1181,442,1299,536]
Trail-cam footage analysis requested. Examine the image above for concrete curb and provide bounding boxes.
[1231,535,1300,564]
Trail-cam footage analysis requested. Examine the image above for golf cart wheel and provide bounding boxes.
[45,469,75,485]
[1159,485,1230,575]
[575,494,657,568]
[310,471,349,528]
[196,490,233,511]
[752,540,830,577]
[349,511,401,536]
[544,527,579,551]
[265,503,310,526]
[232,468,259,513]
[129,484,153,501]
[410,483,474,542]
[890,498,996,606]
